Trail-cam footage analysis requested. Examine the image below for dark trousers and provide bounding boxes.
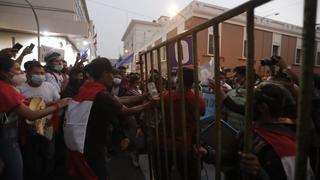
[85,156,108,180]
[21,132,55,180]
[0,127,23,180]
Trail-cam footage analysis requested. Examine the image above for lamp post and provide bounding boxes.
[24,0,40,61]
[261,12,279,22]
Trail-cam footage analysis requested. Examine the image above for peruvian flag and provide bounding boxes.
[254,126,314,180]
[64,80,106,180]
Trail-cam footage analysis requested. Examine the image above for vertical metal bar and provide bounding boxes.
[213,24,222,180]
[144,53,154,180]
[157,47,170,180]
[151,50,162,180]
[191,32,202,180]
[177,39,188,180]
[150,51,155,82]
[145,53,149,91]
[166,44,177,169]
[139,54,144,90]
[243,8,255,154]
[295,0,317,179]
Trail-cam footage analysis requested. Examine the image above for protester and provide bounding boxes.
[61,67,84,98]
[127,73,142,96]
[110,71,127,97]
[63,57,156,180]
[0,56,69,180]
[195,83,314,180]
[157,67,206,180]
[44,52,68,93]
[118,65,129,89]
[221,66,247,131]
[17,60,60,180]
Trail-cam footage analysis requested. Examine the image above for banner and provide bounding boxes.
[168,36,193,70]
[39,45,64,62]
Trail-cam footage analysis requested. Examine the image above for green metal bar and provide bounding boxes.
[140,0,271,54]
[294,0,317,179]
[151,50,162,180]
[166,44,177,169]
[213,24,222,180]
[177,39,188,180]
[157,47,170,180]
[191,32,201,180]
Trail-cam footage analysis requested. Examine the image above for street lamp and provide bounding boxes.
[262,12,279,19]
[168,3,188,29]
[24,0,40,61]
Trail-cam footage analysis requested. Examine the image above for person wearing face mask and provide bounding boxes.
[17,61,60,103]
[111,72,127,97]
[16,61,61,180]
[44,52,68,93]
[0,57,70,180]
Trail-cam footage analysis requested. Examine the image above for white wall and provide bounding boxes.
[0,31,78,68]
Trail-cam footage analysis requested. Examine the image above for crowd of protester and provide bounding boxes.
[0,44,319,180]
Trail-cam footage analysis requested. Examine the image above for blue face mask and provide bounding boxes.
[113,78,122,85]
[31,75,45,86]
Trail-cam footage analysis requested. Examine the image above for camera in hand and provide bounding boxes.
[260,55,280,66]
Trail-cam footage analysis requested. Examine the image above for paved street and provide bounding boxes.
[107,153,218,180]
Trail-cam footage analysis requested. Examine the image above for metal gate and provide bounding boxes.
[138,0,318,180]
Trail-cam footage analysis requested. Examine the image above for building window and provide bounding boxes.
[161,47,166,61]
[243,40,247,58]
[272,45,280,56]
[208,34,214,55]
[316,52,320,66]
[295,48,302,64]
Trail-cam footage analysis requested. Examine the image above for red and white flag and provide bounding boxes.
[64,80,106,180]
[254,127,314,180]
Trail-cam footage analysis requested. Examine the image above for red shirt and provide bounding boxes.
[162,89,205,151]
[0,80,25,113]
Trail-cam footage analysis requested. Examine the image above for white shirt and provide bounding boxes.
[17,82,60,104]
[45,72,64,93]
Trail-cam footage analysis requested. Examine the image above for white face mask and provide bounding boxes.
[30,75,46,86]
[113,78,122,85]
[12,73,27,86]
[54,64,63,72]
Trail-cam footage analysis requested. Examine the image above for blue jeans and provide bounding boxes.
[0,127,23,180]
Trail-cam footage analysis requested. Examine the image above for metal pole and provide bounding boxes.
[145,53,149,91]
[177,39,188,180]
[157,47,170,180]
[191,32,202,180]
[151,50,162,180]
[243,8,255,180]
[294,0,317,179]
[213,24,222,180]
[139,54,144,89]
[144,53,154,180]
[166,44,177,170]
[24,0,40,61]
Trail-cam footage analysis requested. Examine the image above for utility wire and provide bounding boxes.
[87,0,155,20]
